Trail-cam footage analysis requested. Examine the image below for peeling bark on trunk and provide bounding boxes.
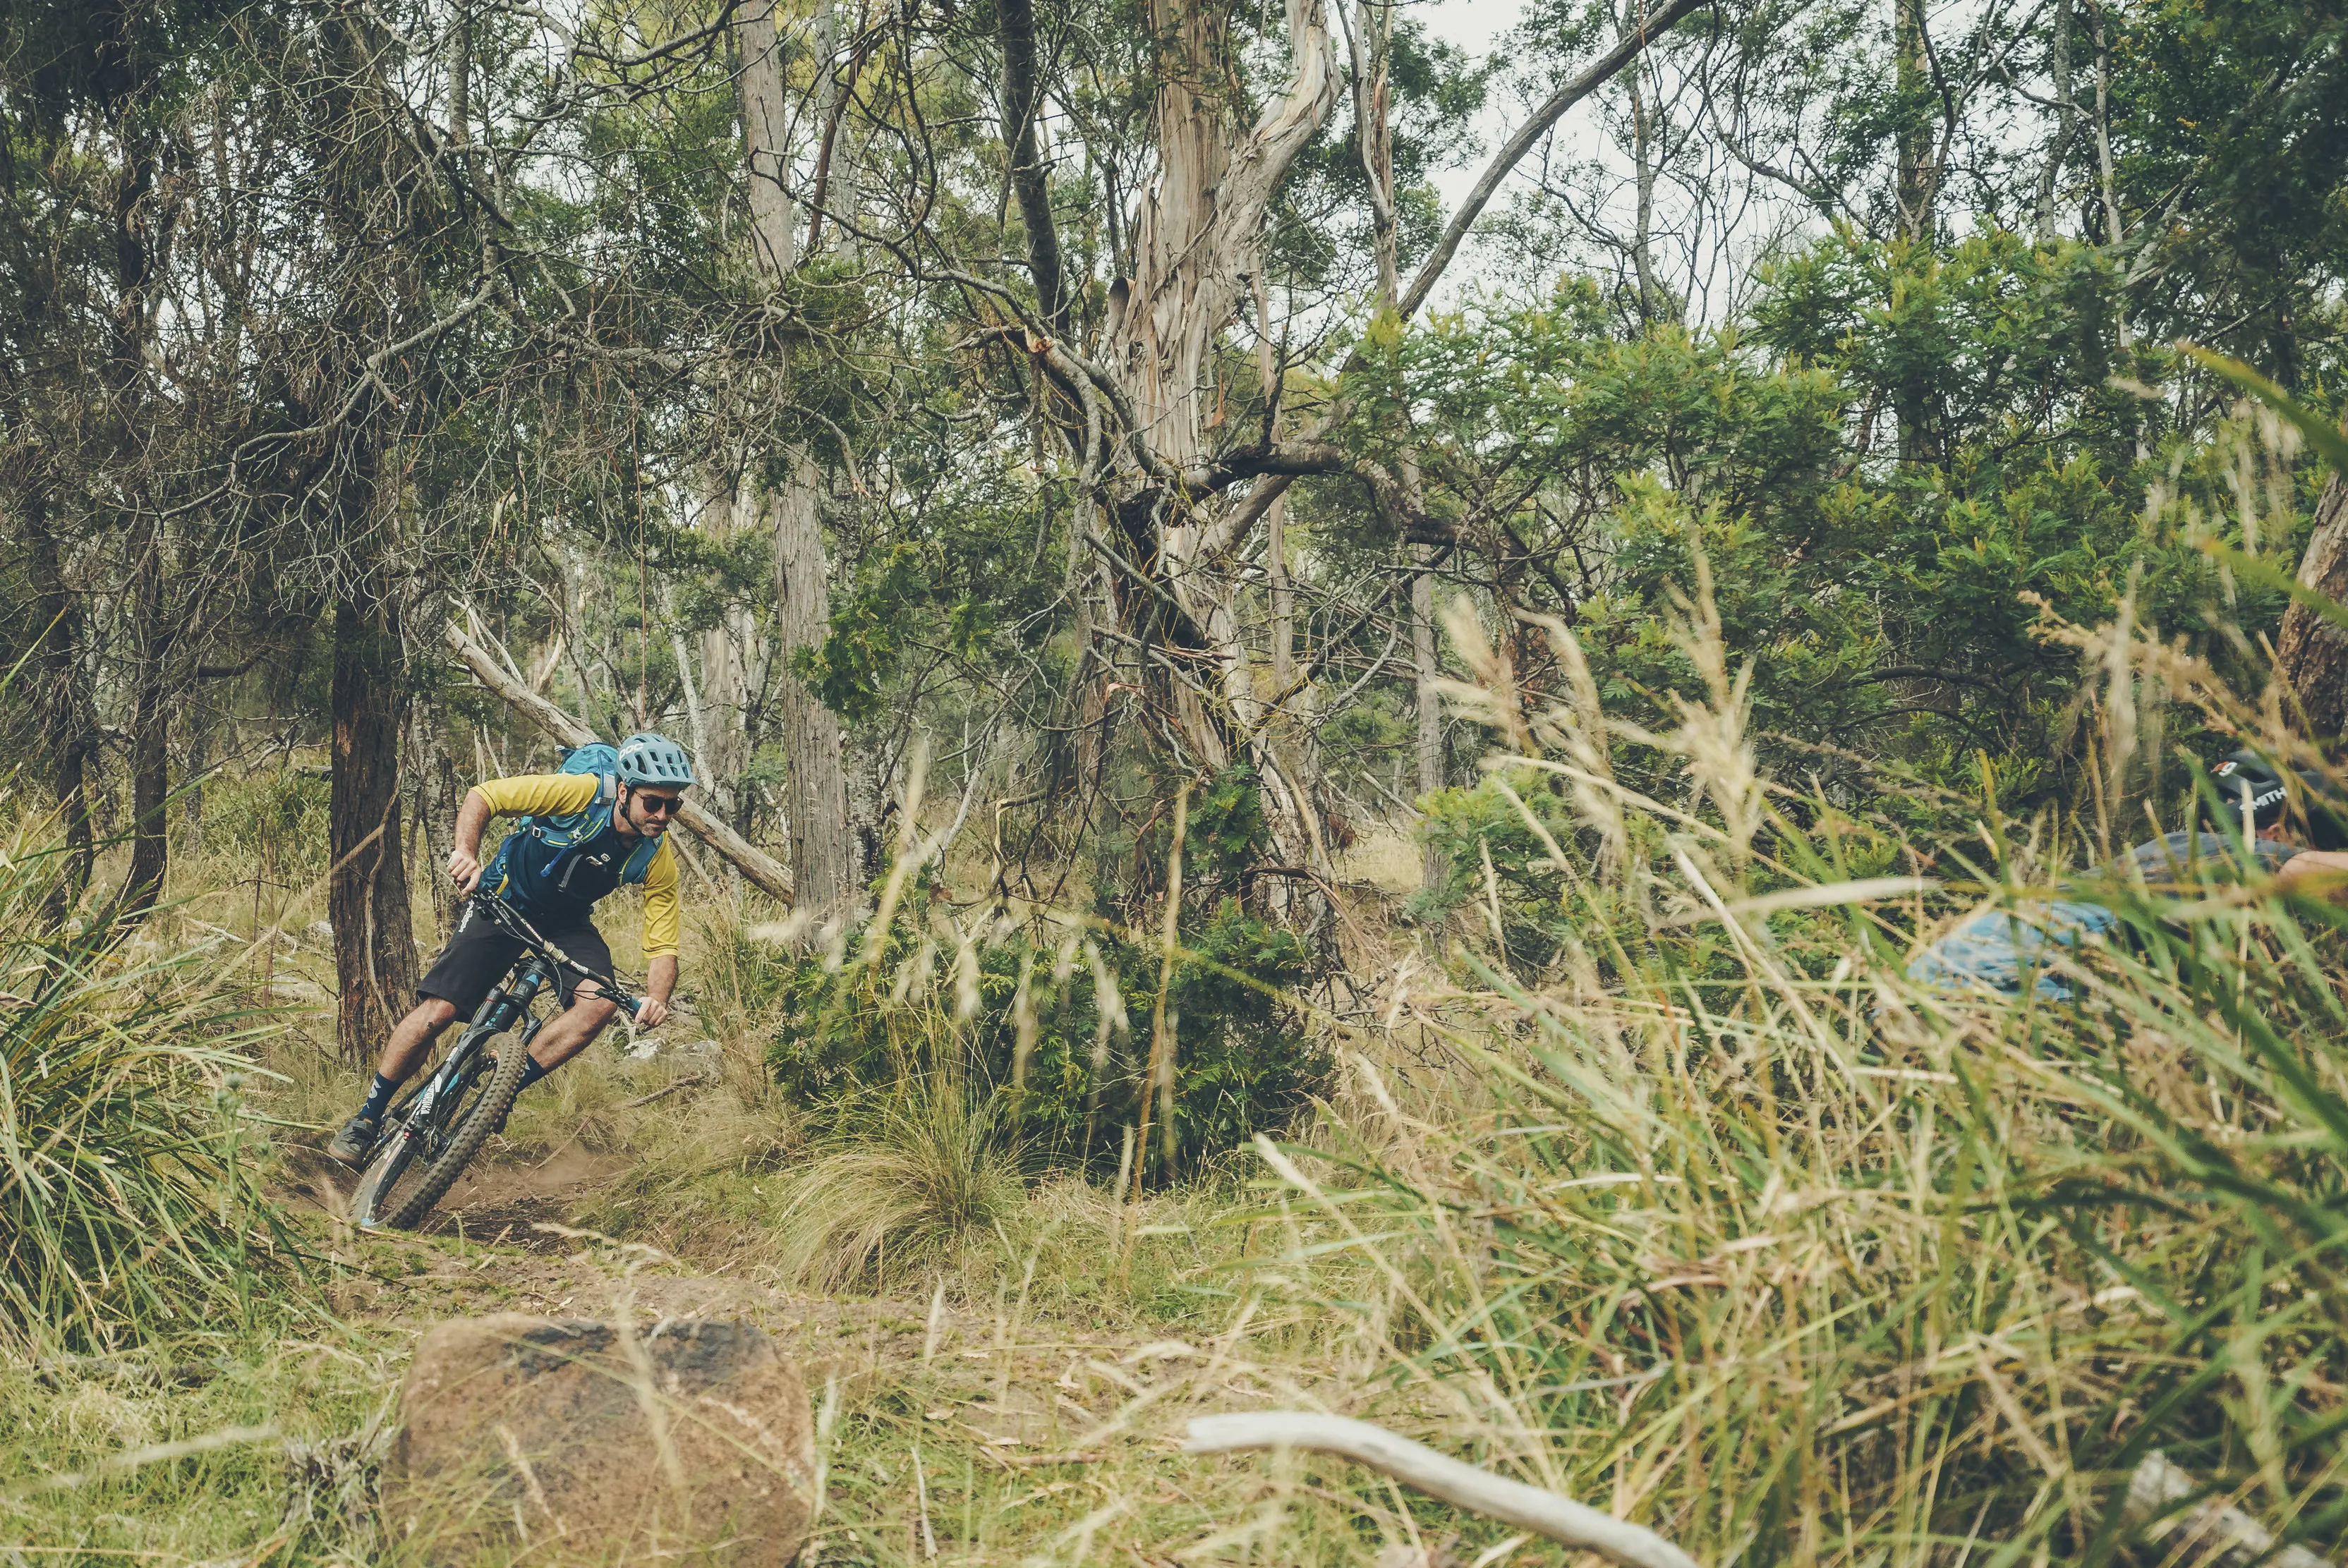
[2280,473,2348,743]
[739,0,858,916]
[332,588,418,1066]
[1104,0,1339,900]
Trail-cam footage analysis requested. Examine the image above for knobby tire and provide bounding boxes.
[376,1033,530,1231]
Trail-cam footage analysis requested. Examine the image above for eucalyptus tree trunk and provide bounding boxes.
[21,494,95,912]
[1893,0,1936,244]
[1412,548,1444,878]
[122,573,171,913]
[1350,0,1447,887]
[2033,0,2078,245]
[739,0,857,916]
[1626,6,1660,326]
[111,118,174,916]
[331,584,419,1063]
[691,474,753,832]
[1105,0,1340,896]
[318,0,419,1062]
[1889,0,1944,469]
[2280,473,2348,743]
[408,691,464,941]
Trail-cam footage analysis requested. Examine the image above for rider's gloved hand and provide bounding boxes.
[447,849,484,894]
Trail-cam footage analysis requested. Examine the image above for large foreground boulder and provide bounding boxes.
[385,1314,816,1566]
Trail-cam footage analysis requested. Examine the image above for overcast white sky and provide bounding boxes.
[1420,0,1533,224]
[1400,0,1824,323]
[1419,0,1529,54]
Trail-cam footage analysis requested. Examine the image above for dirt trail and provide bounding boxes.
[288,1141,1154,1431]
[265,1131,1327,1564]
[279,1136,631,1245]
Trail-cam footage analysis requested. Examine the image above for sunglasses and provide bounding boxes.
[631,791,683,818]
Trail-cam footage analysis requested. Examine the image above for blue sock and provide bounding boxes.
[517,1055,551,1091]
[358,1073,399,1122]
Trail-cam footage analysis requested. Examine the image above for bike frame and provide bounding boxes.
[391,963,551,1128]
[369,896,636,1166]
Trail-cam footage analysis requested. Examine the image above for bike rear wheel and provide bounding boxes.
[351,1031,530,1230]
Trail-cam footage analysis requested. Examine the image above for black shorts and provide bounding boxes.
[417,901,612,1019]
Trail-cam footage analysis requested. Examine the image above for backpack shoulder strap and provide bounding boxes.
[622,833,662,883]
[593,771,618,815]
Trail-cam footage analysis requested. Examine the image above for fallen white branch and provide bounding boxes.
[1182,1413,1699,1568]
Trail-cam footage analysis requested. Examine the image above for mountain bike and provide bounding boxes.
[347,893,640,1231]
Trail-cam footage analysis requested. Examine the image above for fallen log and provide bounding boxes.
[441,621,795,905]
[1184,1413,1698,1568]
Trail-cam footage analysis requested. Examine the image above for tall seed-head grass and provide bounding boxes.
[1228,558,2348,1564]
[767,1082,1022,1292]
[0,806,291,1353]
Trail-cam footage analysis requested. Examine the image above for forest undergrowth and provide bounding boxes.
[8,576,2348,1568]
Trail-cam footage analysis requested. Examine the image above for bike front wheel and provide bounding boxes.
[350,1032,530,1231]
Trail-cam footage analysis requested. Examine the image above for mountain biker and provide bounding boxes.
[1906,748,2348,999]
[328,731,696,1168]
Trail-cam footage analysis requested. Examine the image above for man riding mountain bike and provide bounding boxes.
[329,731,696,1168]
[1907,747,2348,999]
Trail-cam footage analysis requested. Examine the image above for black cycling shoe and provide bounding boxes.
[327,1112,381,1170]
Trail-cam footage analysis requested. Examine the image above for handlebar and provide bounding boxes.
[470,892,644,1018]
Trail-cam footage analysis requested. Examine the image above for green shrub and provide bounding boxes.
[767,899,1323,1183]
[190,767,331,882]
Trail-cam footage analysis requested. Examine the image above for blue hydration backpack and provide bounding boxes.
[483,741,664,911]
[557,740,621,784]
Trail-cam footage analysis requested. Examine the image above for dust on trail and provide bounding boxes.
[418,1144,634,1252]
[277,1141,627,1252]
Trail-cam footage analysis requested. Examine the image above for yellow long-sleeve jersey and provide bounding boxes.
[474,774,682,959]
